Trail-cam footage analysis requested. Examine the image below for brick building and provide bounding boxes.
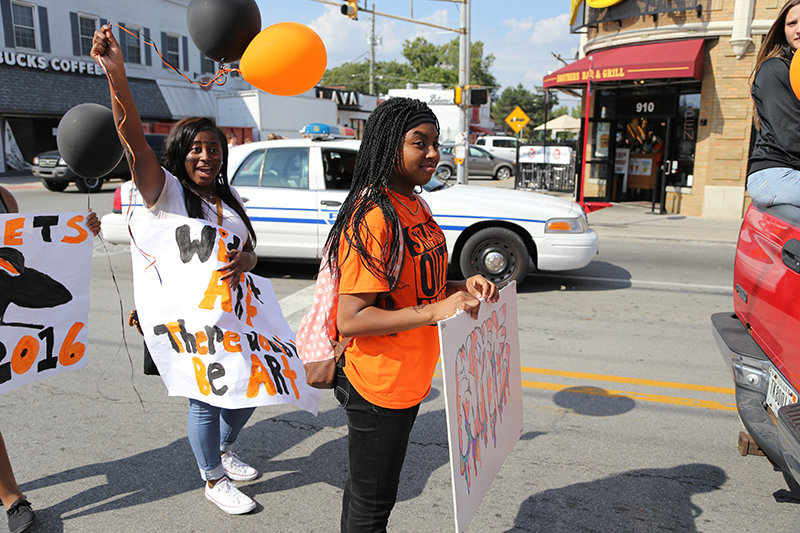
[546,0,782,218]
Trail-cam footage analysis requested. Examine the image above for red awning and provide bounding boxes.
[543,39,704,89]
[470,125,496,135]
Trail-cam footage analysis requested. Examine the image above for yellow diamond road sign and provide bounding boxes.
[505,106,530,133]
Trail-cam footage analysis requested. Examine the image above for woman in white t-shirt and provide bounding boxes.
[91,26,260,515]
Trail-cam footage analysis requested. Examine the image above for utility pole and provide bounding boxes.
[369,4,375,94]
[316,0,470,179]
[456,0,471,185]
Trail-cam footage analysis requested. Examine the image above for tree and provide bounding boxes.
[491,84,559,140]
[319,60,415,95]
[320,36,497,95]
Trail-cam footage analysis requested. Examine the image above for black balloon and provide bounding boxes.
[187,0,261,63]
[56,104,123,179]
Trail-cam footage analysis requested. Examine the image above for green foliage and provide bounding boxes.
[320,37,496,95]
[319,60,416,95]
[491,84,560,140]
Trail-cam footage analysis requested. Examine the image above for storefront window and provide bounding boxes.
[126,27,142,64]
[11,2,35,50]
[78,15,97,56]
[671,93,700,188]
[165,35,180,70]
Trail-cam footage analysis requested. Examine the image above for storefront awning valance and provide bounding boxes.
[543,39,704,89]
[470,124,496,135]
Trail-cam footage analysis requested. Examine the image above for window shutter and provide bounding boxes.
[119,23,127,62]
[70,12,80,56]
[1,0,13,48]
[182,35,188,71]
[143,27,151,66]
[161,31,167,68]
[38,6,50,53]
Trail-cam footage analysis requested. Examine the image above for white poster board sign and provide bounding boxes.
[517,145,572,165]
[0,212,93,394]
[615,148,631,192]
[438,282,523,532]
[131,217,320,415]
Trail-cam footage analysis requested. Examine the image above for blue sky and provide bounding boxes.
[253,0,580,100]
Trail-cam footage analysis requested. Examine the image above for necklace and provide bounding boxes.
[388,189,420,215]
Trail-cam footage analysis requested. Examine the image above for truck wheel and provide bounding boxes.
[75,177,103,193]
[494,166,512,180]
[41,179,68,192]
[435,165,453,181]
[459,227,529,287]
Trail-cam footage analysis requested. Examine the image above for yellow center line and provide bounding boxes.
[521,367,734,395]
[521,380,737,411]
[433,368,737,412]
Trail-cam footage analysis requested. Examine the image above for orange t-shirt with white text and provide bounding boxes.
[338,194,448,409]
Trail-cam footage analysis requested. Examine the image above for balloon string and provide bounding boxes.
[115,23,237,89]
[96,34,161,281]
[96,232,146,411]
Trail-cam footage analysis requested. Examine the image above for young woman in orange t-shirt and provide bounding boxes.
[324,97,498,532]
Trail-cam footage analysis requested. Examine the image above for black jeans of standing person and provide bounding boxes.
[335,366,420,533]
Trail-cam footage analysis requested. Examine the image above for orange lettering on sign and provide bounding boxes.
[193,357,211,395]
[165,322,185,353]
[4,217,23,245]
[247,353,276,398]
[281,355,299,399]
[62,215,88,244]
[196,330,209,355]
[199,270,232,312]
[245,290,257,327]
[58,322,85,366]
[11,335,38,375]
[223,331,242,352]
[217,238,228,263]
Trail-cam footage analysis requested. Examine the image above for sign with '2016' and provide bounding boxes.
[0,212,94,395]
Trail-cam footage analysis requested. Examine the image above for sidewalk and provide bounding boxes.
[476,176,741,244]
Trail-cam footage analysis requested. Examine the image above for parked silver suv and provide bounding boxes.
[32,133,166,193]
[435,143,514,181]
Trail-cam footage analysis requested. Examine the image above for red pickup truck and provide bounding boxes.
[713,204,800,483]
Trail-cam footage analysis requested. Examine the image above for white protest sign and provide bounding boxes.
[438,282,523,532]
[131,217,320,415]
[0,212,93,394]
[517,145,572,165]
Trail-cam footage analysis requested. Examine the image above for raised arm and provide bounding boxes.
[90,25,164,207]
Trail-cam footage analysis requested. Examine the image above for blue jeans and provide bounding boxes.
[747,167,800,207]
[335,367,420,533]
[187,399,255,481]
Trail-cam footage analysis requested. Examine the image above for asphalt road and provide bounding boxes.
[2,175,798,532]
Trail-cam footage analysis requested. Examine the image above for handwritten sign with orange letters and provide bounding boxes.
[130,217,320,415]
[0,212,93,395]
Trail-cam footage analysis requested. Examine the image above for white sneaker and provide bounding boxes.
[221,451,258,481]
[204,477,256,515]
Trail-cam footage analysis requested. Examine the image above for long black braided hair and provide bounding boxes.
[161,117,257,246]
[324,97,439,288]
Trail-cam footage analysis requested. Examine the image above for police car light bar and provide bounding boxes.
[300,123,356,140]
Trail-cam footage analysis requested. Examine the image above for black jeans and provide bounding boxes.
[335,367,420,533]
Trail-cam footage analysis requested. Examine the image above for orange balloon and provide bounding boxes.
[240,22,327,96]
[792,50,800,102]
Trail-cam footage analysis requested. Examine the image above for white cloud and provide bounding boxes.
[529,13,573,46]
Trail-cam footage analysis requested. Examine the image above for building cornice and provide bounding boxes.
[585,19,773,57]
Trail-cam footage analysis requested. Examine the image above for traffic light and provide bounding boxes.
[454,86,463,106]
[341,0,358,20]
[470,87,488,106]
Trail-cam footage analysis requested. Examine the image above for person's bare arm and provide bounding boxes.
[337,289,484,338]
[90,25,164,207]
